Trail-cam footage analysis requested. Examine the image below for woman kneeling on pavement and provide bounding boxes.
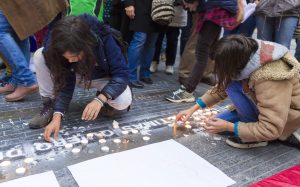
[176,35,300,149]
[29,14,132,142]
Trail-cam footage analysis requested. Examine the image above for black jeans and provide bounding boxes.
[184,21,221,93]
[153,27,180,66]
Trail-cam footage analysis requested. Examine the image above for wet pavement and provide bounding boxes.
[0,66,299,186]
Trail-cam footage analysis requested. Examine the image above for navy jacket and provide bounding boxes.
[44,14,130,114]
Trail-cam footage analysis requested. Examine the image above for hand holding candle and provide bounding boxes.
[201,118,234,134]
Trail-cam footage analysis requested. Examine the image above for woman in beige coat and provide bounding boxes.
[176,35,300,149]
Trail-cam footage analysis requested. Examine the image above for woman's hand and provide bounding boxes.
[201,118,234,134]
[82,100,102,121]
[176,108,194,123]
[125,6,135,19]
[44,114,61,142]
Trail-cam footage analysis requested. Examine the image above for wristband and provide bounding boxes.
[93,97,104,107]
[234,122,239,138]
[196,98,207,108]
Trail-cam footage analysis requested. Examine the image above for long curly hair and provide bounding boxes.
[45,16,96,96]
[210,35,258,93]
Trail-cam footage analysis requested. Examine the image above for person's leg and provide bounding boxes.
[34,48,55,99]
[180,11,193,55]
[274,17,299,49]
[153,32,165,63]
[0,11,36,88]
[184,21,221,93]
[224,81,259,122]
[165,27,180,66]
[127,32,147,82]
[140,33,158,80]
[256,16,275,41]
[29,48,55,129]
[91,78,132,110]
[224,15,256,37]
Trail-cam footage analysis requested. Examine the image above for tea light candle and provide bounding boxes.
[142,136,150,141]
[121,131,129,135]
[16,167,26,175]
[81,139,88,146]
[113,139,121,144]
[131,129,139,134]
[65,143,73,149]
[199,122,206,126]
[205,112,212,116]
[0,160,11,167]
[185,124,192,129]
[101,146,110,152]
[204,109,211,112]
[185,121,190,125]
[99,139,106,144]
[112,120,119,129]
[86,133,94,139]
[71,148,81,154]
[212,111,218,115]
[24,157,34,164]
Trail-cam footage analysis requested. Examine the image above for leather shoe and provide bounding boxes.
[5,84,38,102]
[0,84,15,94]
[140,77,153,84]
[129,80,144,88]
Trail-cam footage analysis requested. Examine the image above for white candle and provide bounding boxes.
[71,148,81,154]
[0,160,11,167]
[99,139,106,144]
[131,129,139,134]
[86,133,94,139]
[112,120,119,129]
[24,157,34,164]
[204,109,211,112]
[142,136,150,141]
[212,111,218,115]
[113,139,121,144]
[81,139,88,146]
[101,146,110,152]
[16,167,26,175]
[65,143,73,149]
[185,124,192,129]
[121,131,129,135]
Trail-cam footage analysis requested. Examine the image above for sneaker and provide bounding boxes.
[29,97,54,129]
[165,85,195,103]
[226,136,268,149]
[140,77,153,84]
[281,132,300,149]
[165,66,174,75]
[150,61,158,73]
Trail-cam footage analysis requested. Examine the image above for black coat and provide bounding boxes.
[124,0,161,33]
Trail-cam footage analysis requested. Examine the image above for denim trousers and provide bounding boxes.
[127,32,158,81]
[224,15,256,37]
[256,16,299,49]
[153,27,180,66]
[0,10,36,86]
[216,81,259,123]
[295,39,300,62]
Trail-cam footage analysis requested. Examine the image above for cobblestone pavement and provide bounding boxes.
[0,65,299,186]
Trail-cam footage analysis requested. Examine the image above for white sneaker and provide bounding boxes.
[165,66,174,74]
[150,61,158,73]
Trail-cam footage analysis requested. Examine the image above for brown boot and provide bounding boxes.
[0,84,15,94]
[5,84,38,102]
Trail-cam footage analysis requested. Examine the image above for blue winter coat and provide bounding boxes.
[43,14,130,114]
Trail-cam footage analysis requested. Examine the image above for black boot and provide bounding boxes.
[29,97,54,129]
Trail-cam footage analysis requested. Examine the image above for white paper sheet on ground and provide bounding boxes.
[0,171,59,187]
[68,140,235,187]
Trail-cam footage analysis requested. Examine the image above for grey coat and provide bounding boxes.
[255,0,300,17]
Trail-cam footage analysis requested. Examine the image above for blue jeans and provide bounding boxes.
[256,16,299,49]
[295,39,300,62]
[0,10,36,86]
[224,15,256,37]
[216,81,259,123]
[128,32,158,81]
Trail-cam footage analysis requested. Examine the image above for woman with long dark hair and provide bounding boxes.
[29,14,132,142]
[176,35,300,149]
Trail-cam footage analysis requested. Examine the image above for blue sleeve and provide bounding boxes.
[53,71,76,114]
[100,30,130,100]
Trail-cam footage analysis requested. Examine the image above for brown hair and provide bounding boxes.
[45,16,96,96]
[210,35,258,93]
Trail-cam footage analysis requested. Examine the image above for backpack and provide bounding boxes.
[110,28,129,64]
